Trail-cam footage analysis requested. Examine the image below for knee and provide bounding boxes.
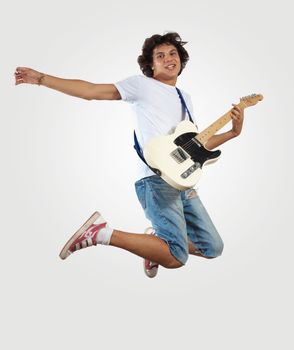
[162,256,185,269]
[162,242,188,268]
[216,239,224,256]
[206,239,224,259]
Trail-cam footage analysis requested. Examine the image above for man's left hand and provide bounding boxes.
[231,104,244,137]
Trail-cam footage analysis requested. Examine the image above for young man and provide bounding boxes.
[14,32,244,278]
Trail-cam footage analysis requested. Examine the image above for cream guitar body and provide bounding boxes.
[144,121,220,190]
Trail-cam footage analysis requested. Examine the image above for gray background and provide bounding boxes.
[1,0,293,349]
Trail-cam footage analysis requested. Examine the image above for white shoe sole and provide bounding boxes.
[59,211,101,260]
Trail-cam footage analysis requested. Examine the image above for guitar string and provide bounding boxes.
[182,139,198,151]
[182,142,196,152]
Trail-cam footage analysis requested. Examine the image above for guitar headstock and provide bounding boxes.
[240,94,263,108]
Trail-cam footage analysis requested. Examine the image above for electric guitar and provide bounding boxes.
[143,94,263,190]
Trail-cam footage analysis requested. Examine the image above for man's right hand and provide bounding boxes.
[14,67,44,85]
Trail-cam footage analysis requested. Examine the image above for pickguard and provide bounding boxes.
[174,132,221,166]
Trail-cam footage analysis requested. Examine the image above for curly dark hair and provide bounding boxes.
[137,32,189,78]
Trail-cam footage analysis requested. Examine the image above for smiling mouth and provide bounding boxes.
[165,64,177,70]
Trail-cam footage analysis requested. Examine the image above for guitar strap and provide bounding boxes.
[133,87,194,166]
[133,129,149,166]
[175,87,194,123]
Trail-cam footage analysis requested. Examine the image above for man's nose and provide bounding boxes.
[164,54,173,63]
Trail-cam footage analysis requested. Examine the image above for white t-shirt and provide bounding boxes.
[115,75,197,181]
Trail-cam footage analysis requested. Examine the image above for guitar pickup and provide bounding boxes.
[181,163,201,179]
[171,147,189,163]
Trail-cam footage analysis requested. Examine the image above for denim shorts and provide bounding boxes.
[135,175,224,265]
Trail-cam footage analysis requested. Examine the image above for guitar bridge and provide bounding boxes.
[171,147,189,163]
[181,163,201,179]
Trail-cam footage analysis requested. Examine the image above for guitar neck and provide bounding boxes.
[196,101,245,144]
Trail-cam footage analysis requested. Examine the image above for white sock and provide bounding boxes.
[97,224,113,245]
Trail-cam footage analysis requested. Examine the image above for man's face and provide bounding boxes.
[152,43,181,84]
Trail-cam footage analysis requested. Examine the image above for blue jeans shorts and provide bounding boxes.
[135,175,224,265]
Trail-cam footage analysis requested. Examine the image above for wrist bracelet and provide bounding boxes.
[38,74,46,86]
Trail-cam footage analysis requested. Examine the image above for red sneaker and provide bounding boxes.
[143,227,159,278]
[59,211,106,260]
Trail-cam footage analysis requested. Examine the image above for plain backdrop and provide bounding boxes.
[1,0,293,349]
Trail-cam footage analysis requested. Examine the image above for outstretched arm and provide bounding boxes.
[14,67,121,101]
[205,104,244,150]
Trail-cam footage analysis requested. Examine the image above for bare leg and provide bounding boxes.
[110,230,182,269]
